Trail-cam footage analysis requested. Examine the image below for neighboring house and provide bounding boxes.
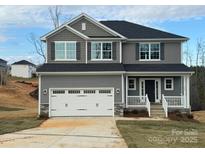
[11,60,36,78]
[37,13,194,118]
[0,58,7,85]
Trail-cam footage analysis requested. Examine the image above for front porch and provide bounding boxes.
[124,74,191,118]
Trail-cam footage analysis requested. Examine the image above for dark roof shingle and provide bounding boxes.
[37,63,192,73]
[124,64,192,72]
[0,58,7,63]
[12,60,35,66]
[100,20,187,39]
[37,63,124,72]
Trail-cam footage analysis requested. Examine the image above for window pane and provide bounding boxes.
[66,42,76,50]
[151,44,159,52]
[66,43,76,59]
[55,42,65,50]
[140,51,149,59]
[129,80,135,89]
[140,44,149,51]
[166,79,172,89]
[55,42,65,59]
[151,44,160,59]
[103,51,111,59]
[102,43,112,59]
[151,51,159,59]
[103,43,111,50]
[91,43,101,59]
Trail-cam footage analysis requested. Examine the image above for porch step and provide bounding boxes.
[150,104,166,118]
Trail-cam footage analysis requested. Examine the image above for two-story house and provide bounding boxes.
[37,13,194,118]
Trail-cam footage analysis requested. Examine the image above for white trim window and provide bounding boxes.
[55,41,76,60]
[164,78,174,90]
[91,42,112,60]
[139,43,160,61]
[128,78,136,90]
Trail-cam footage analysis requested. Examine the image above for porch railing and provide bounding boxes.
[162,95,185,118]
[127,94,150,117]
[162,94,168,117]
[164,95,185,108]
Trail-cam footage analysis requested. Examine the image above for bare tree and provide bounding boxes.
[195,38,205,76]
[199,39,205,66]
[28,33,46,63]
[48,6,61,29]
[184,42,190,65]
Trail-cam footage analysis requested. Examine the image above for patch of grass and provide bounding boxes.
[0,118,45,135]
[0,106,24,111]
[117,120,205,148]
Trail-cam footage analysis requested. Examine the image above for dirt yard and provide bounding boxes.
[192,110,205,123]
[0,77,38,119]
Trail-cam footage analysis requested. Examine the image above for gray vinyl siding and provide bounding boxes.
[69,17,113,37]
[127,76,182,97]
[161,76,182,96]
[122,42,181,64]
[47,28,86,63]
[88,41,120,63]
[40,75,122,104]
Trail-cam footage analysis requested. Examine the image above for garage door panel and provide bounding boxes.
[50,88,114,117]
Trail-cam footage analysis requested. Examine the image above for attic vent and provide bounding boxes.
[82,23,86,30]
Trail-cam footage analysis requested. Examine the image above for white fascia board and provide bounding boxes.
[36,71,125,75]
[67,13,127,39]
[126,71,194,76]
[41,25,89,41]
[127,38,189,41]
[65,26,89,39]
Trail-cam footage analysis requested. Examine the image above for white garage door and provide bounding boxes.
[50,88,114,117]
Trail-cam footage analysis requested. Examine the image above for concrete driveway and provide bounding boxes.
[0,117,127,148]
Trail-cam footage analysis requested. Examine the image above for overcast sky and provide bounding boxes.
[0,5,205,64]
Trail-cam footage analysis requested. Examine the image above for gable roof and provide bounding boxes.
[100,20,188,40]
[68,13,127,39]
[41,13,126,41]
[0,58,7,63]
[12,60,36,67]
[41,25,89,41]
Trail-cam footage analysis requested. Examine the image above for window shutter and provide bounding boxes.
[160,43,165,60]
[136,43,139,60]
[51,42,55,60]
[76,42,81,60]
[112,42,117,60]
[87,42,91,60]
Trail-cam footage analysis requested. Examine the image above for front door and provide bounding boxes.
[145,80,155,102]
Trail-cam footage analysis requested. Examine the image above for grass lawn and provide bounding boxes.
[0,118,45,135]
[117,120,205,148]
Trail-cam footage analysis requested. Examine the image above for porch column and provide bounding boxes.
[186,75,190,109]
[183,75,187,108]
[183,75,190,109]
[125,75,128,107]
[121,74,124,105]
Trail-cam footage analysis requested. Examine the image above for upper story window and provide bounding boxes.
[91,42,112,60]
[55,41,76,61]
[82,23,86,30]
[139,43,160,61]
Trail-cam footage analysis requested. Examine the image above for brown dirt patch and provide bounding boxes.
[193,110,205,123]
[40,119,96,128]
[0,78,38,120]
